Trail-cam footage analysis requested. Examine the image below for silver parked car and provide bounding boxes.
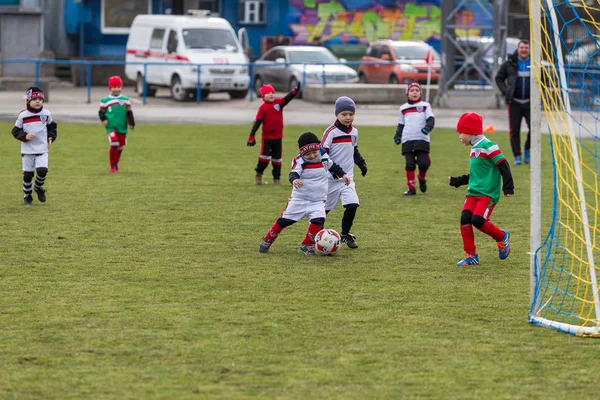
[252,46,359,96]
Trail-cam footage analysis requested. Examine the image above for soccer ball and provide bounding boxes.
[314,229,342,256]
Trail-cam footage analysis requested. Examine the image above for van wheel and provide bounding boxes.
[170,75,188,101]
[359,73,368,83]
[253,75,264,97]
[189,89,210,100]
[229,90,248,99]
[389,75,399,84]
[136,74,156,97]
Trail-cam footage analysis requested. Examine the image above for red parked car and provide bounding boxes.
[358,40,441,84]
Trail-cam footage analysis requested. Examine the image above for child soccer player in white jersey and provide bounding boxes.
[394,82,435,195]
[11,86,58,205]
[321,96,367,249]
[258,132,350,255]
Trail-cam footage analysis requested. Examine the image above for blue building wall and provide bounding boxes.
[64,0,163,59]
[224,0,290,60]
[62,0,491,60]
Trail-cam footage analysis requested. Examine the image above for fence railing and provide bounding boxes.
[0,58,442,105]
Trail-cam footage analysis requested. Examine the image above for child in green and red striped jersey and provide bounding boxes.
[99,76,135,173]
[448,112,514,266]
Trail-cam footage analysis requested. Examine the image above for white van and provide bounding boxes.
[125,11,250,101]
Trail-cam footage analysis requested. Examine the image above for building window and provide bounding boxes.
[101,0,151,34]
[239,0,266,25]
[185,0,219,13]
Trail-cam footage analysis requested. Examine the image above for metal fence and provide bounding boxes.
[0,58,442,105]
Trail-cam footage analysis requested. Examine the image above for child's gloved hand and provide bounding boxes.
[358,161,368,177]
[247,136,256,147]
[394,138,401,145]
[421,127,430,135]
[295,81,301,92]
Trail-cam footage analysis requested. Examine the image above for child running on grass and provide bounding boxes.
[99,75,135,173]
[393,82,435,195]
[449,112,514,266]
[247,82,300,185]
[321,96,367,249]
[12,86,58,205]
[259,132,350,255]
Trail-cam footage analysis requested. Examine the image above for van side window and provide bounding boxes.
[150,28,166,49]
[167,30,178,53]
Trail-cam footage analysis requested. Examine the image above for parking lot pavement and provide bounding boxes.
[0,87,514,132]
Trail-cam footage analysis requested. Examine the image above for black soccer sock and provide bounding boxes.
[34,168,47,190]
[341,204,358,235]
[255,161,269,175]
[23,171,34,197]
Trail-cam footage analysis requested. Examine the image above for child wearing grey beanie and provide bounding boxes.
[320,96,367,249]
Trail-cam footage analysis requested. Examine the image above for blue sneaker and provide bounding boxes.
[524,149,530,164]
[497,230,510,260]
[299,243,315,255]
[259,237,273,253]
[457,253,479,266]
[514,156,522,165]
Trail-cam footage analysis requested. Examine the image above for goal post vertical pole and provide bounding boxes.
[529,0,542,312]
[545,0,600,322]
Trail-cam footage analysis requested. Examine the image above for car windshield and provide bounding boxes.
[182,28,238,51]
[287,49,339,64]
[482,39,520,58]
[393,45,440,61]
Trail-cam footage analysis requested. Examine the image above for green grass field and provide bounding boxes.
[1,122,598,399]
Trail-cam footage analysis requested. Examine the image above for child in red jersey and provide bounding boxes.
[247,82,300,185]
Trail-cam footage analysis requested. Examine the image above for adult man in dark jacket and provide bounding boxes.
[495,39,531,165]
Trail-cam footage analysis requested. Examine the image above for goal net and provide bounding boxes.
[529,0,600,336]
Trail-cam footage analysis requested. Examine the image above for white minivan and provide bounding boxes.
[125,11,250,101]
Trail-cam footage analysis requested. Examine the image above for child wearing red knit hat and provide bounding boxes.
[448,112,514,266]
[98,75,135,173]
[247,81,301,185]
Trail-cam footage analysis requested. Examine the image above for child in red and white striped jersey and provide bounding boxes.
[11,86,58,205]
[393,82,435,195]
[321,96,367,249]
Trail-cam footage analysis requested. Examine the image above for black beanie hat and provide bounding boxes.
[298,132,320,155]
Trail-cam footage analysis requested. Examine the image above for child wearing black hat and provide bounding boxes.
[11,86,58,205]
[449,112,514,266]
[321,96,367,249]
[258,132,350,255]
[393,82,435,195]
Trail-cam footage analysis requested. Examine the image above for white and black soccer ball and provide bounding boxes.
[314,229,342,256]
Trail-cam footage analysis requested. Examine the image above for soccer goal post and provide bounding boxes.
[529,0,600,337]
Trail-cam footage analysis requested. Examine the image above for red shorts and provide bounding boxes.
[462,195,497,219]
[108,132,127,148]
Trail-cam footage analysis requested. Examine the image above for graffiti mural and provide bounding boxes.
[289,0,441,48]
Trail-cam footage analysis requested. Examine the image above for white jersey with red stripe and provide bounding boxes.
[289,153,333,202]
[14,109,54,154]
[321,123,358,180]
[398,100,434,144]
